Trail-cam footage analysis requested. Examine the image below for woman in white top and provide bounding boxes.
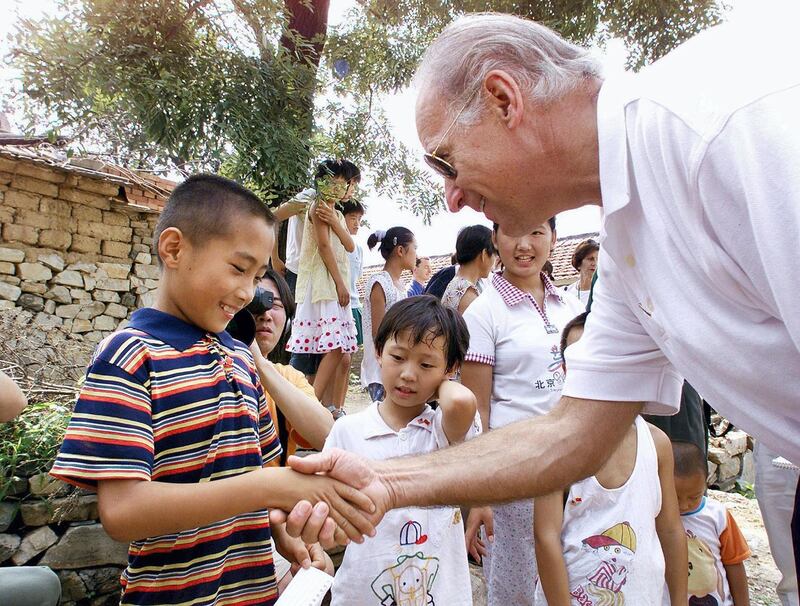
[563,238,599,307]
[461,218,584,606]
[442,224,497,314]
[360,226,417,402]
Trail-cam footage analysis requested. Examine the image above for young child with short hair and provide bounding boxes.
[672,441,751,606]
[326,295,479,605]
[533,314,688,605]
[50,174,373,606]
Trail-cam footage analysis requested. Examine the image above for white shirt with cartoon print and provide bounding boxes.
[535,417,665,605]
[325,402,477,606]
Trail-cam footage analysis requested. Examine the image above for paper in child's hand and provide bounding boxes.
[274,566,334,606]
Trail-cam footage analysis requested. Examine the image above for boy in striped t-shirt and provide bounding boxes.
[51,175,374,606]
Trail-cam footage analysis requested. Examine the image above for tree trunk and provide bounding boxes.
[280,0,331,67]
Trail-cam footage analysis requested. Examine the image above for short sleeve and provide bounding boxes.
[50,357,154,490]
[562,254,683,415]
[253,363,282,466]
[257,387,282,466]
[719,509,751,565]
[463,296,497,366]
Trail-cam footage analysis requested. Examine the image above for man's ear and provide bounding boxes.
[483,69,524,129]
[157,227,187,269]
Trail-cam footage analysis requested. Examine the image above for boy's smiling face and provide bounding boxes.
[378,330,451,411]
[157,213,274,334]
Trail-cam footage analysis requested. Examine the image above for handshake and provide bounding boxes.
[270,448,395,548]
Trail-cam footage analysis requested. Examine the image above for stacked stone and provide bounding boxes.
[1,473,127,606]
[707,429,754,491]
[0,158,162,344]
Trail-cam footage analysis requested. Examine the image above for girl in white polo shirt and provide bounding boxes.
[461,218,584,605]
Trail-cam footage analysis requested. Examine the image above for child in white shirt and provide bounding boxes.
[533,314,688,605]
[326,295,479,605]
[672,441,751,606]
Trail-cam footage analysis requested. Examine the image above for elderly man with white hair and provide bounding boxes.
[277,10,800,580]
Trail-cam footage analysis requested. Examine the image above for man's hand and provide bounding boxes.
[465,505,493,561]
[271,466,377,543]
[280,449,394,545]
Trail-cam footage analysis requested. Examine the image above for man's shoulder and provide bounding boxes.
[626,20,798,138]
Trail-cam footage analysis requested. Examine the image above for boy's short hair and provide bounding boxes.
[153,174,274,264]
[374,295,469,371]
[415,256,430,268]
[313,159,361,186]
[672,441,708,479]
[341,199,366,216]
[560,311,589,357]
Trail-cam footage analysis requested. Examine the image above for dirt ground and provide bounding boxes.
[343,385,786,604]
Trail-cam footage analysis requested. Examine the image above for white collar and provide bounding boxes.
[597,74,636,217]
[363,401,437,439]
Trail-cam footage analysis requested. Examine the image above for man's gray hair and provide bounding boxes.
[414,13,602,123]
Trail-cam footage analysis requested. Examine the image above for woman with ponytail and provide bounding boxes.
[360,227,417,402]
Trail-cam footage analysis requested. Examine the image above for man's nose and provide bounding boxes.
[444,180,465,213]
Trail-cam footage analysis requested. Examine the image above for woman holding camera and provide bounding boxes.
[246,269,334,462]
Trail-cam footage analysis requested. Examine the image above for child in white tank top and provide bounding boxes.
[533,315,688,605]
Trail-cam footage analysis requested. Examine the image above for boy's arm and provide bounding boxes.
[533,490,572,606]
[651,425,688,605]
[311,203,349,307]
[460,361,493,433]
[273,199,307,222]
[725,562,750,606]
[0,370,27,422]
[96,466,375,544]
[315,204,355,252]
[436,379,477,444]
[251,347,333,450]
[719,509,751,606]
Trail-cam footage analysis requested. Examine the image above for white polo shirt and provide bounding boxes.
[325,403,476,606]
[562,17,800,461]
[464,273,584,430]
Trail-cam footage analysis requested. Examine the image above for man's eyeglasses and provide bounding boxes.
[423,87,479,180]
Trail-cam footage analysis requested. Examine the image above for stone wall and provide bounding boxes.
[1,473,127,606]
[707,428,755,491]
[0,157,163,346]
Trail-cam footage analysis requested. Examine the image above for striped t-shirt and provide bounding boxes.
[51,308,283,606]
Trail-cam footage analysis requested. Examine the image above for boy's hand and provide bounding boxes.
[465,506,494,561]
[336,281,350,308]
[272,466,377,543]
[435,379,478,445]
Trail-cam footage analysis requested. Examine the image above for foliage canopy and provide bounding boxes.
[7,0,725,218]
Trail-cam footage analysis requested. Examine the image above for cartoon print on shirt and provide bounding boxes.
[686,529,721,605]
[400,520,428,547]
[569,522,637,606]
[371,552,440,606]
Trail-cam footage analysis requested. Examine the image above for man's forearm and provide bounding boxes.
[381,398,642,508]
